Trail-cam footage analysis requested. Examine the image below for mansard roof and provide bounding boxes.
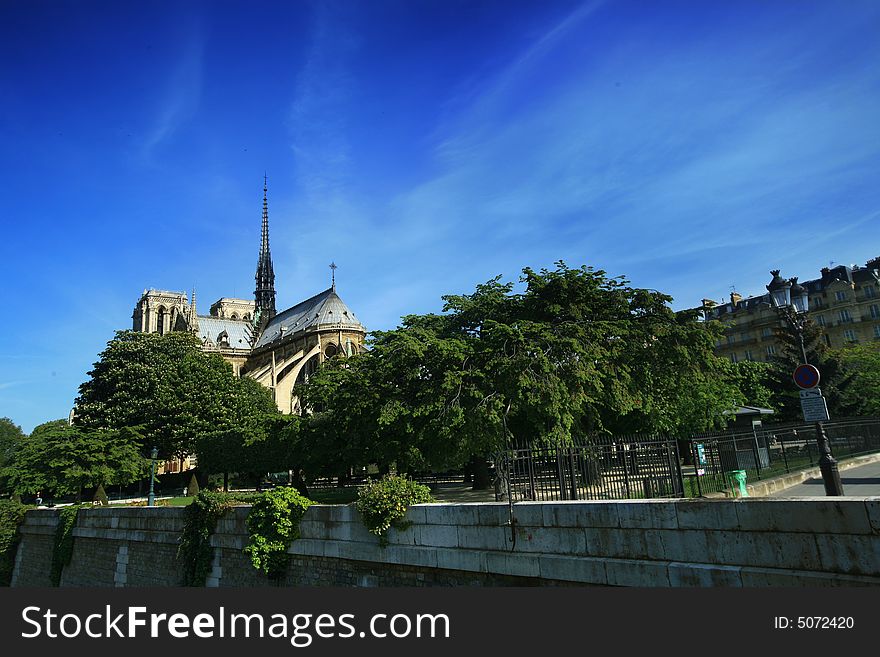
[198,316,253,349]
[254,286,365,349]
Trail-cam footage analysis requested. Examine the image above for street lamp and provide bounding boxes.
[766,271,844,496]
[148,446,158,507]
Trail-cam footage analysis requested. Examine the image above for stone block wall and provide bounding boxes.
[9,498,880,588]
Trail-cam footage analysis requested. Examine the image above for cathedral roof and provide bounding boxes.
[197,316,253,349]
[254,286,365,349]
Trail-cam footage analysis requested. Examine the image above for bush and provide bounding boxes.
[186,474,200,497]
[244,487,313,580]
[355,475,434,545]
[93,484,109,506]
[0,499,28,586]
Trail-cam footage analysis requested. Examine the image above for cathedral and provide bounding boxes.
[131,178,367,414]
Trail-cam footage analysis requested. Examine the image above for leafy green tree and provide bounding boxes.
[832,342,880,415]
[2,420,145,500]
[74,331,277,470]
[296,262,748,482]
[766,320,864,421]
[0,418,25,494]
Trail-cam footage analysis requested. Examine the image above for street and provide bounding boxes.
[771,460,880,497]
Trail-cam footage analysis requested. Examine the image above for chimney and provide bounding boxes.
[730,292,742,305]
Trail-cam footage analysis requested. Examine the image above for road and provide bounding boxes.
[770,459,880,497]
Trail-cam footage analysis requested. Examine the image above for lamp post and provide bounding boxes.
[766,271,844,496]
[148,446,158,507]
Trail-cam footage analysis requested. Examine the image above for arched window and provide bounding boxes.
[156,306,167,335]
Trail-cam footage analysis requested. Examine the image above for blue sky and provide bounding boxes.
[1,0,879,434]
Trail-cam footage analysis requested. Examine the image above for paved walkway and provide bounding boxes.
[770,459,880,497]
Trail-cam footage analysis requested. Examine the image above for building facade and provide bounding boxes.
[699,257,880,363]
[131,178,367,415]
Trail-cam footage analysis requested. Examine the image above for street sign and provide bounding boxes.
[800,394,830,422]
[799,388,822,399]
[793,364,821,389]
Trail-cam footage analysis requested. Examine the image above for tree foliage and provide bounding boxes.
[0,418,25,494]
[74,331,278,470]
[296,262,750,476]
[832,342,880,416]
[766,320,864,421]
[2,420,145,498]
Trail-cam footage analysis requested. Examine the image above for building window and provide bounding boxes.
[740,332,750,342]
[156,307,166,335]
[839,309,852,323]
[835,290,848,302]
[744,350,753,362]
[871,304,879,319]
[761,327,772,338]
[766,345,775,357]
[729,353,738,363]
[865,285,876,299]
[816,315,826,327]
[874,325,880,338]
[824,334,832,347]
[844,329,857,342]
[727,334,735,345]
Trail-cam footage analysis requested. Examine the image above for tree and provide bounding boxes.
[766,320,864,421]
[0,418,25,494]
[296,262,749,483]
[833,342,880,416]
[2,420,145,500]
[74,331,277,468]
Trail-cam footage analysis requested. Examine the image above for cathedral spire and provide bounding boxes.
[254,175,276,319]
[189,288,199,334]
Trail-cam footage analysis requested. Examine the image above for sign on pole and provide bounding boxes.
[793,364,820,389]
[800,390,830,422]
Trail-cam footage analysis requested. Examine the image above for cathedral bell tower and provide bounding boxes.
[254,175,277,324]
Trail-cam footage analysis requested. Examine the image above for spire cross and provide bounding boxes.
[330,262,337,288]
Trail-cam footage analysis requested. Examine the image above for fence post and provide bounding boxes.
[780,438,789,473]
[556,447,567,500]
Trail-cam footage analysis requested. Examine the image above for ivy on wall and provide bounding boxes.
[50,506,81,587]
[0,500,28,586]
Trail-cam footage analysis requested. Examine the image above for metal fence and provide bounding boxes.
[493,417,880,501]
[495,434,685,502]
[685,417,880,496]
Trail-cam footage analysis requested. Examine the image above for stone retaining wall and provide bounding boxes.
[10,498,880,587]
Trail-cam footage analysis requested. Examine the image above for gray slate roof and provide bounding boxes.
[254,287,365,349]
[198,317,253,349]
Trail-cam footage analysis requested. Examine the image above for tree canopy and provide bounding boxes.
[295,262,751,476]
[765,320,864,421]
[1,420,145,498]
[74,331,279,466]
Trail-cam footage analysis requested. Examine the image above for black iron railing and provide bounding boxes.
[495,435,685,502]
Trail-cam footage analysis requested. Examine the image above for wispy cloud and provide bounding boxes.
[380,2,880,307]
[288,0,360,204]
[141,29,204,161]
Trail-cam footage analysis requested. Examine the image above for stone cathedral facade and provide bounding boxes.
[131,178,367,414]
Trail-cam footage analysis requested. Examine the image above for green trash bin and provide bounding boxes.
[727,470,748,498]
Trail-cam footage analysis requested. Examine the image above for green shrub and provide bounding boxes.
[355,475,434,546]
[186,474,200,497]
[0,499,28,586]
[244,487,313,580]
[51,506,80,586]
[93,484,109,506]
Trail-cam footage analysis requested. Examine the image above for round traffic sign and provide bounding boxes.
[793,364,820,389]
